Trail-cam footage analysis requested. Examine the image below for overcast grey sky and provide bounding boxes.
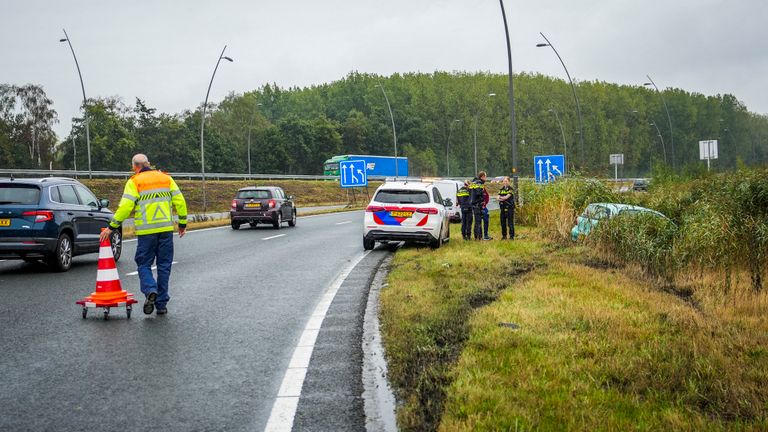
[3,0,767,139]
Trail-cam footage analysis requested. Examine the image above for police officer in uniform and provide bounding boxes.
[469,171,487,240]
[456,180,472,240]
[498,176,515,240]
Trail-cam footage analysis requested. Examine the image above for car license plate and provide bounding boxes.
[389,211,413,218]
[244,203,260,208]
[0,218,9,227]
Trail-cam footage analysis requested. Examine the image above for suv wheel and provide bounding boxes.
[47,233,73,272]
[288,210,297,227]
[273,212,282,230]
[363,236,375,251]
[430,226,443,249]
[110,229,122,262]
[231,220,240,230]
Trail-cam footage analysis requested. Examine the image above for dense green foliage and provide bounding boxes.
[0,84,58,169]
[3,72,768,175]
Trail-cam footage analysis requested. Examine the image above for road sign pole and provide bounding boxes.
[615,163,618,181]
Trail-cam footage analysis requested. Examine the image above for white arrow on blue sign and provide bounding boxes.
[339,159,368,188]
[534,154,565,184]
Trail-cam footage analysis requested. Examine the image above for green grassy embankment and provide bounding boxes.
[380,211,768,431]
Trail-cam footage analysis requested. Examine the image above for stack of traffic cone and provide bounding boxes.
[76,232,137,319]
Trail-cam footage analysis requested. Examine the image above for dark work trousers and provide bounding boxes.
[472,207,484,240]
[460,207,473,239]
[135,231,175,309]
[500,205,515,239]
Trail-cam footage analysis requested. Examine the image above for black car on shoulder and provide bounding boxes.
[0,177,121,271]
[230,186,297,230]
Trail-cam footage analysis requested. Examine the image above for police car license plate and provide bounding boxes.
[244,203,260,208]
[0,218,9,227]
[389,211,413,218]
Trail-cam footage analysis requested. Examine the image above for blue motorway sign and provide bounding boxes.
[339,159,368,188]
[534,154,565,184]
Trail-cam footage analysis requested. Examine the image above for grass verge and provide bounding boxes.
[380,212,768,431]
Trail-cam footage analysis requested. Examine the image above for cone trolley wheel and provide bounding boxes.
[103,308,110,320]
[126,305,132,319]
[82,307,88,319]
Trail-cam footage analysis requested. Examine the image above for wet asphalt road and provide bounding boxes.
[0,211,380,432]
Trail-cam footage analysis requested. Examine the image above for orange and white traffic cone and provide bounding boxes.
[76,231,137,320]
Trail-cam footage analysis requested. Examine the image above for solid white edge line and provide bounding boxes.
[263,250,370,432]
[262,234,286,241]
[121,209,363,243]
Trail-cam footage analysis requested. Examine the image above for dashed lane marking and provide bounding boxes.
[262,234,286,241]
[335,221,352,225]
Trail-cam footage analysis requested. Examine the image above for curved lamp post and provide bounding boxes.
[537,32,585,168]
[446,119,461,177]
[60,29,91,178]
[473,93,496,176]
[200,45,233,212]
[498,0,518,199]
[547,108,567,175]
[375,83,398,179]
[644,75,675,168]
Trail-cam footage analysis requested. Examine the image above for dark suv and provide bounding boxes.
[230,186,297,230]
[0,177,121,271]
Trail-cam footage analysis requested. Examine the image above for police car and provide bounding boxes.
[363,181,450,250]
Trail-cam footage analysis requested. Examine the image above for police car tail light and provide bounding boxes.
[268,200,276,209]
[416,208,438,215]
[23,210,54,222]
[366,205,385,212]
[231,200,237,209]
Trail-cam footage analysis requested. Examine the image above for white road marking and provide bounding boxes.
[264,251,370,432]
[126,261,178,276]
[262,234,286,241]
[0,260,5,262]
[335,220,352,225]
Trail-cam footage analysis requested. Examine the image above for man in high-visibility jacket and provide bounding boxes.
[99,154,187,315]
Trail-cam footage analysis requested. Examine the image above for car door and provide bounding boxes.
[280,188,294,218]
[432,187,448,238]
[74,184,105,251]
[276,188,290,219]
[55,185,93,251]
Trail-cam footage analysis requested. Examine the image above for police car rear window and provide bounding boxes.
[0,184,41,205]
[237,190,271,199]
[375,190,430,204]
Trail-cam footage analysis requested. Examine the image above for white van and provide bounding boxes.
[430,179,463,223]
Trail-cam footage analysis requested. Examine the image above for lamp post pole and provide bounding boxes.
[60,29,91,179]
[473,93,496,176]
[537,32,585,168]
[498,0,518,200]
[644,75,675,168]
[447,119,461,177]
[649,121,667,165]
[548,108,568,176]
[376,83,398,180]
[200,45,233,212]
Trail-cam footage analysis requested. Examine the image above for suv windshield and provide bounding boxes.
[375,189,430,204]
[237,190,271,199]
[0,184,41,205]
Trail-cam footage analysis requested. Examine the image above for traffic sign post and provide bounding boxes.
[534,154,565,184]
[610,153,624,181]
[699,140,718,172]
[339,159,368,188]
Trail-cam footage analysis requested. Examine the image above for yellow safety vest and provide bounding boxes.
[110,169,188,235]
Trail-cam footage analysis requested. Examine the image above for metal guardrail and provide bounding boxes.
[0,168,351,181]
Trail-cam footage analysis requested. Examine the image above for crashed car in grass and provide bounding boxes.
[570,203,670,241]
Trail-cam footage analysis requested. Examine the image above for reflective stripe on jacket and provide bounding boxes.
[498,185,514,208]
[469,178,485,208]
[456,186,471,208]
[109,169,188,235]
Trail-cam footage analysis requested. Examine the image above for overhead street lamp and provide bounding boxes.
[644,75,675,168]
[498,0,519,200]
[473,93,496,175]
[60,29,92,179]
[446,119,461,177]
[547,108,567,175]
[200,45,233,212]
[246,101,263,178]
[375,83,399,180]
[536,32,585,168]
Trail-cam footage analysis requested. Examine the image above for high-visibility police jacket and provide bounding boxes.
[456,186,471,208]
[498,185,514,208]
[109,168,188,235]
[469,178,485,209]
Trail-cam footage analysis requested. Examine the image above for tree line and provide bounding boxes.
[2,71,768,177]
